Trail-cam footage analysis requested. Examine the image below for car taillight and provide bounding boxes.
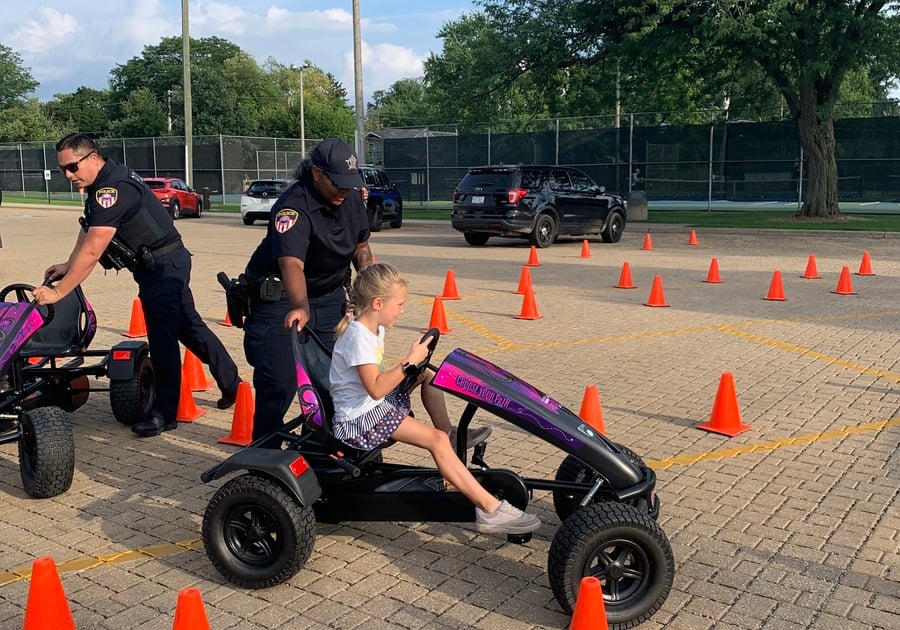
[507,188,527,204]
[360,186,369,203]
[452,191,462,203]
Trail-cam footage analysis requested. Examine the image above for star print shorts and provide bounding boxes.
[337,389,411,450]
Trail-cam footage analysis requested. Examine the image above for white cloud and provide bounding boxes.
[8,8,81,54]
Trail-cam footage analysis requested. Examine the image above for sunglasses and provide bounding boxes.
[58,151,96,174]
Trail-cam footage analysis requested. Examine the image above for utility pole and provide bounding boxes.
[182,0,193,187]
[300,66,306,156]
[352,0,365,163]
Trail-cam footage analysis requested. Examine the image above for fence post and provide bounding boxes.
[708,124,714,212]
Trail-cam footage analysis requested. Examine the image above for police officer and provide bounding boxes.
[33,133,242,437]
[243,138,373,441]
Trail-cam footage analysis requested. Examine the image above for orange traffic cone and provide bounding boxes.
[579,240,592,259]
[832,265,857,295]
[172,587,210,630]
[424,296,452,334]
[176,376,206,422]
[23,557,75,630]
[122,298,147,337]
[697,372,751,436]
[569,576,608,630]
[182,349,211,391]
[615,262,637,289]
[578,386,605,435]
[642,233,654,250]
[764,270,786,301]
[703,258,722,283]
[856,251,874,276]
[688,229,698,245]
[218,381,254,446]
[802,254,820,279]
[218,311,233,326]
[526,245,541,266]
[643,275,669,307]
[515,283,542,320]
[441,270,461,300]
[515,266,533,295]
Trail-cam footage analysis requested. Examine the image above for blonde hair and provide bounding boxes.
[334,263,408,338]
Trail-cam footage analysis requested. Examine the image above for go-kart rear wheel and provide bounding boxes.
[202,473,316,589]
[18,406,75,498]
[110,353,154,426]
[548,502,674,629]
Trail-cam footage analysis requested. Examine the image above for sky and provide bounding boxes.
[1,1,480,105]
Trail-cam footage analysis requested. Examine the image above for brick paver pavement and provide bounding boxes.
[0,206,897,628]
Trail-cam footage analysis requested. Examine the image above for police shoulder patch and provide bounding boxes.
[275,208,300,234]
[95,187,119,209]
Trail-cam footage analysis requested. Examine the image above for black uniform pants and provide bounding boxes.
[243,286,344,440]
[134,248,240,422]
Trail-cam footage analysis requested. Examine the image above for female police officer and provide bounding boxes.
[242,138,373,442]
[33,133,241,437]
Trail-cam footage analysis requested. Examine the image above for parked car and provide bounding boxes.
[143,177,204,219]
[241,179,288,225]
[360,165,402,231]
[451,165,626,247]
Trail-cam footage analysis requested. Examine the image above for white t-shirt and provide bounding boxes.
[329,320,385,429]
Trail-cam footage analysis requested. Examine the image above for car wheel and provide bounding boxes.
[389,202,403,229]
[601,210,626,243]
[194,197,203,218]
[170,200,181,220]
[369,204,383,232]
[243,217,254,226]
[529,213,557,248]
[202,473,316,589]
[18,406,75,498]
[464,232,490,246]
[109,353,155,426]
[548,502,674,628]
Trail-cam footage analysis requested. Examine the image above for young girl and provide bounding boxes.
[329,263,540,535]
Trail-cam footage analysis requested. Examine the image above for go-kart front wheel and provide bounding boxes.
[202,473,316,589]
[548,502,674,629]
[109,353,154,426]
[18,406,75,498]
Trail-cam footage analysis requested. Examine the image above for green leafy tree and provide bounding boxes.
[367,78,438,128]
[0,44,38,109]
[43,87,112,136]
[0,99,61,142]
[107,88,166,138]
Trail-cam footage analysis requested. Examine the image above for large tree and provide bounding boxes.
[43,87,112,136]
[0,44,38,109]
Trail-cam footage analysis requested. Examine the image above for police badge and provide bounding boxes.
[96,187,118,208]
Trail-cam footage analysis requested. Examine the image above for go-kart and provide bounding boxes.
[0,282,155,498]
[201,327,674,629]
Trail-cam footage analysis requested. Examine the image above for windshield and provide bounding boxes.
[247,181,286,196]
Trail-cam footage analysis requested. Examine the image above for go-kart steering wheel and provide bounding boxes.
[0,282,56,326]
[398,328,440,394]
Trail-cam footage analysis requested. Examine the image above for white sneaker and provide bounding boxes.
[448,425,492,449]
[475,500,541,534]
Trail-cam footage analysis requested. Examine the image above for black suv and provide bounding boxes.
[451,165,626,247]
[360,165,402,231]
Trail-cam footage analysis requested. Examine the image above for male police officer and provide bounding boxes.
[33,133,241,437]
[242,138,373,442]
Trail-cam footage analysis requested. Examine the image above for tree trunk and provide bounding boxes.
[795,102,840,217]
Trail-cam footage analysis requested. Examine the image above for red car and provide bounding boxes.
[143,177,204,219]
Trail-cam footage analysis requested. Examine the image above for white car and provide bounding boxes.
[241,179,288,225]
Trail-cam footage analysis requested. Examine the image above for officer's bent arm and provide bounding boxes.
[278,255,310,313]
[352,241,373,271]
[55,226,115,298]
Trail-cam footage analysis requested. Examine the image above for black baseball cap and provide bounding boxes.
[310,138,364,189]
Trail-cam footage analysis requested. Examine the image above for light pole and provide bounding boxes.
[300,66,305,156]
[352,0,365,162]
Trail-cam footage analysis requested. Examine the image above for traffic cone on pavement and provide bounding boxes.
[703,258,722,283]
[697,372,751,436]
[218,311,233,326]
[176,376,206,422]
[122,298,147,337]
[857,251,874,276]
[514,283,542,320]
[441,270,461,300]
[615,262,637,289]
[515,266,533,295]
[182,349,211,391]
[424,296,452,333]
[579,240,592,259]
[643,275,670,307]
[569,576,608,630]
[831,266,857,295]
[526,245,541,266]
[802,254,820,279]
[23,557,75,630]
[688,229,698,245]
[578,386,605,435]
[172,587,210,630]
[218,381,254,446]
[764,270,786,301]
[642,233,654,250]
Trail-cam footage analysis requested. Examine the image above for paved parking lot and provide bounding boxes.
[0,205,898,629]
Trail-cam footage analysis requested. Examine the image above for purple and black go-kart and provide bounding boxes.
[201,327,674,629]
[0,282,155,498]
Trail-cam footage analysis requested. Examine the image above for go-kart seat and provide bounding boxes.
[20,286,96,357]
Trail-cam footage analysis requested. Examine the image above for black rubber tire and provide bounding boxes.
[464,232,490,246]
[548,502,674,629]
[193,198,203,218]
[389,203,403,229]
[110,354,155,426]
[369,204,383,232]
[530,213,557,248]
[243,217,254,226]
[18,406,75,498]
[170,200,181,220]
[202,473,316,589]
[601,210,626,243]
